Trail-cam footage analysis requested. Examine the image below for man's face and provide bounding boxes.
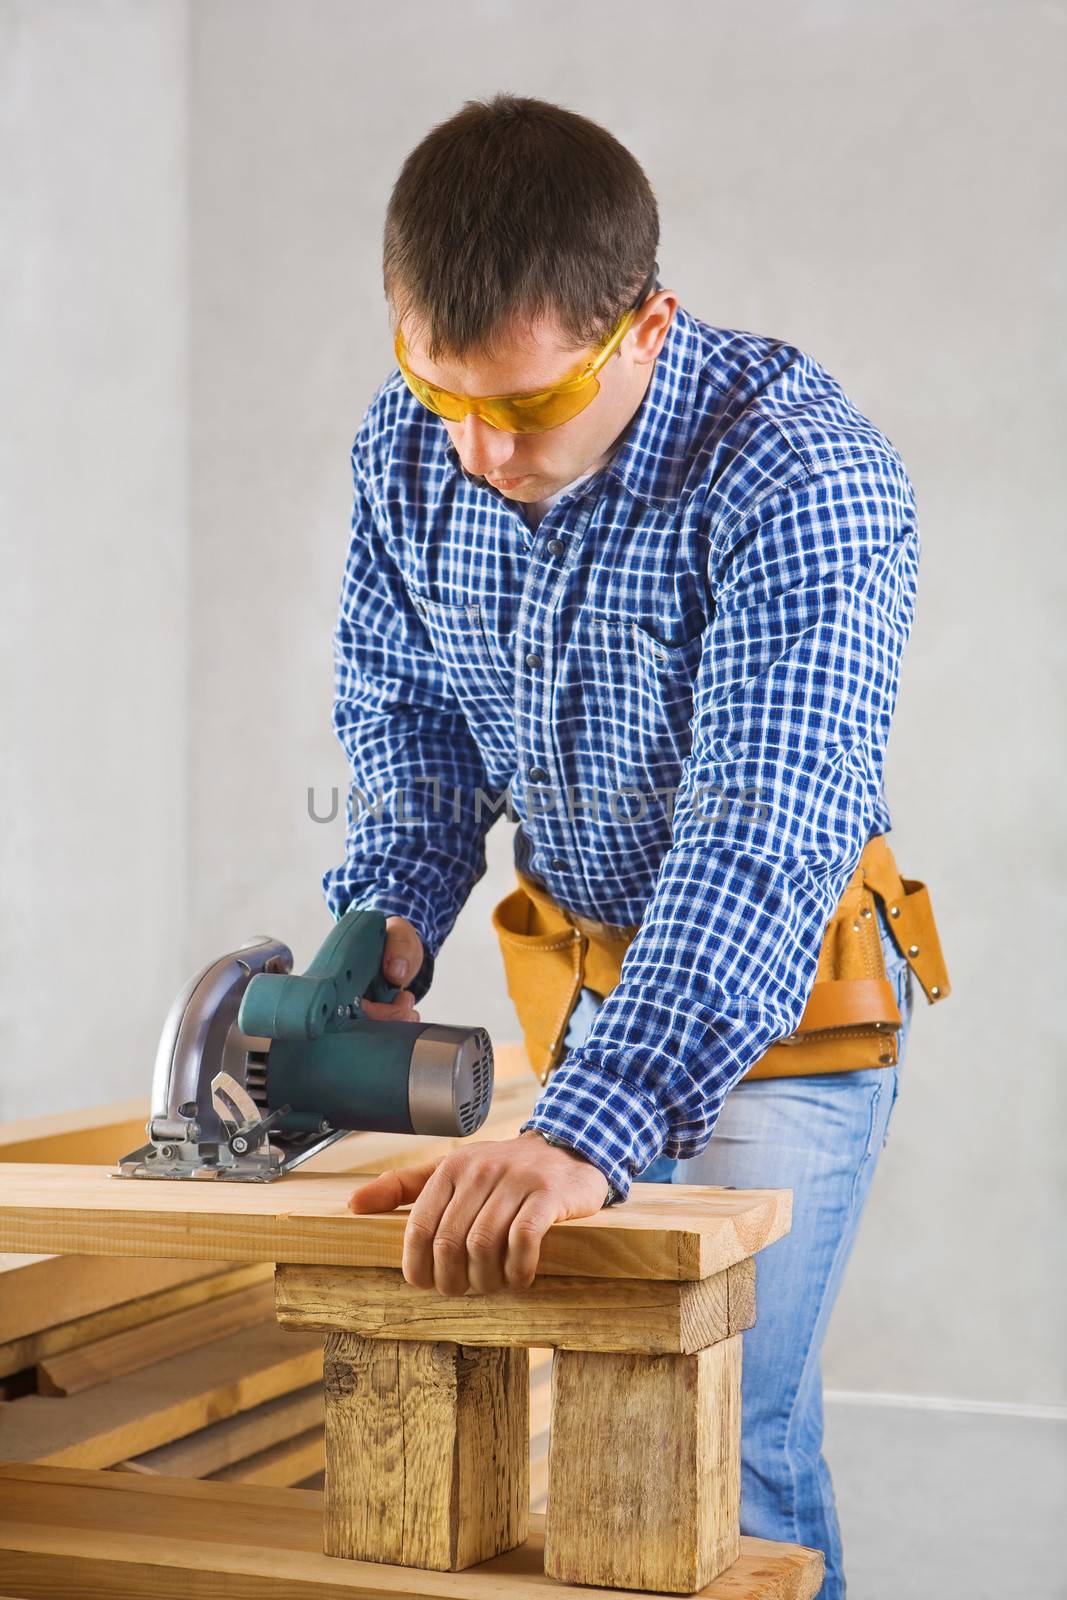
[394,291,678,503]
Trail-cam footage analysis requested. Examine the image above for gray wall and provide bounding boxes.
[1,1,189,1120]
[3,0,1063,1413]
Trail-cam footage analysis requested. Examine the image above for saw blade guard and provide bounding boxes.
[114,937,293,1180]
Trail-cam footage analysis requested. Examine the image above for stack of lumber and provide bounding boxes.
[0,1046,546,1495]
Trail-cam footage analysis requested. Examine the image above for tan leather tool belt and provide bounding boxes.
[491,834,951,1087]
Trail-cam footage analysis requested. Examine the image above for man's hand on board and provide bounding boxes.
[347,1133,610,1296]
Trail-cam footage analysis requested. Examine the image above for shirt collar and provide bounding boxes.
[438,304,702,513]
[604,304,701,510]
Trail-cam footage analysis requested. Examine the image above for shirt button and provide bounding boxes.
[529,765,549,783]
[525,651,544,668]
[550,857,568,871]
[545,537,566,557]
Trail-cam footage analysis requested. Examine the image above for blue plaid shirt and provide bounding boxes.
[323,304,918,1204]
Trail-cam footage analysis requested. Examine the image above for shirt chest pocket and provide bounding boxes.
[580,614,707,782]
[407,588,515,703]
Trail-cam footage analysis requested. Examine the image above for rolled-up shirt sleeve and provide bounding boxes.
[519,451,920,1202]
[322,443,507,998]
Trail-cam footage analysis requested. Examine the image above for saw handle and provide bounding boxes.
[237,908,400,1042]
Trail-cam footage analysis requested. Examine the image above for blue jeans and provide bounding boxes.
[562,903,913,1599]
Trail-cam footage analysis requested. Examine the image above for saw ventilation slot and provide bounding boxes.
[245,1053,270,1115]
[457,1032,492,1134]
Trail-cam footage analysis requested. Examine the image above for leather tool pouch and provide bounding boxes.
[491,833,950,1087]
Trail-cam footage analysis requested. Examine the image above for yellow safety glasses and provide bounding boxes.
[393,265,658,435]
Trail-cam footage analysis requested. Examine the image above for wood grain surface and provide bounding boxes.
[0,1463,825,1599]
[322,1332,529,1569]
[0,1165,790,1282]
[0,1321,323,1466]
[545,1336,743,1593]
[275,1259,756,1353]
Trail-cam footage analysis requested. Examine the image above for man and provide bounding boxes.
[323,95,944,1597]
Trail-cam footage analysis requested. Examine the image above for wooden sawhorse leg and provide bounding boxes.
[321,1331,528,1567]
[545,1338,741,1590]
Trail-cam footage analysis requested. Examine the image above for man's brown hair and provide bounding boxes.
[383,95,659,362]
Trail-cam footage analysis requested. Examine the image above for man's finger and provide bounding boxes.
[504,1194,561,1290]
[382,916,424,988]
[362,989,419,1023]
[464,1191,534,1296]
[347,1159,440,1214]
[401,1164,460,1290]
[423,1167,499,1297]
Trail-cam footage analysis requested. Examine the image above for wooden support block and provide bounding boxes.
[275,1258,756,1354]
[322,1331,529,1570]
[0,1463,827,1598]
[545,1334,743,1594]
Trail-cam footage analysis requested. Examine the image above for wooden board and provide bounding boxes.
[0,1321,323,1466]
[0,1099,148,1165]
[0,1464,825,1599]
[0,1253,240,1348]
[0,1262,272,1378]
[0,1165,790,1282]
[37,1280,278,1394]
[275,1259,756,1353]
[209,1426,325,1487]
[118,1384,323,1477]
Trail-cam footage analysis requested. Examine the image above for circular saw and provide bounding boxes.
[115,907,493,1181]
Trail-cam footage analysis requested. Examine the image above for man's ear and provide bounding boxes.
[632,291,678,366]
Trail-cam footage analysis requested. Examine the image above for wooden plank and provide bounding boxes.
[0,1321,323,1467]
[0,1253,238,1348]
[545,1335,743,1594]
[119,1384,323,1477]
[275,1258,756,1353]
[38,1281,277,1394]
[0,1165,791,1282]
[530,1347,551,1508]
[530,1427,550,1514]
[209,1426,325,1487]
[0,1262,272,1380]
[529,1353,552,1441]
[0,1099,147,1165]
[0,1463,826,1598]
[322,1332,528,1569]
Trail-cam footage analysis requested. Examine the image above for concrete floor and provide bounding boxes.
[824,1398,1065,1599]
